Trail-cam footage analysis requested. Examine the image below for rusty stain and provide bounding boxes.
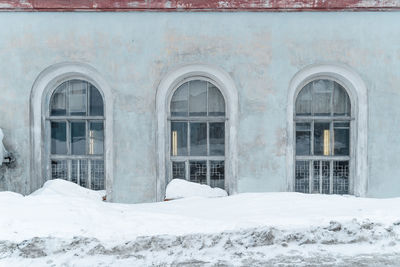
[0,0,399,11]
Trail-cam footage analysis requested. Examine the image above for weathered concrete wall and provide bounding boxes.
[0,11,399,202]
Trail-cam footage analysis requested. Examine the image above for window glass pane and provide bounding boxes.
[91,160,105,190]
[171,122,188,156]
[334,122,350,156]
[71,159,88,187]
[51,160,68,180]
[209,122,225,156]
[50,83,67,116]
[208,84,225,116]
[89,122,104,155]
[71,122,86,155]
[51,122,67,154]
[89,85,104,116]
[172,162,186,180]
[171,83,188,117]
[210,161,224,189]
[69,80,87,116]
[189,80,207,117]
[314,122,330,156]
[189,161,207,184]
[295,161,309,193]
[295,84,312,116]
[333,83,351,116]
[190,123,207,156]
[312,80,332,116]
[333,161,349,194]
[296,123,311,155]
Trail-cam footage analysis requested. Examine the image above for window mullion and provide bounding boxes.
[187,121,190,157]
[308,160,312,193]
[207,160,210,186]
[66,120,71,155]
[88,159,92,189]
[66,80,70,116]
[329,160,334,194]
[67,160,72,182]
[86,82,90,116]
[77,160,80,186]
[185,160,189,181]
[311,121,314,156]
[319,160,322,193]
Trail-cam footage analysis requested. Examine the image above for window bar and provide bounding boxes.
[206,81,209,116]
[206,122,210,186]
[66,80,70,116]
[187,121,191,157]
[329,160,334,194]
[77,160,81,186]
[86,120,89,155]
[86,81,90,116]
[67,159,72,182]
[206,160,210,186]
[88,159,92,189]
[319,160,322,194]
[185,160,189,181]
[330,83,334,117]
[66,120,71,181]
[311,121,314,156]
[308,159,312,193]
[187,81,190,117]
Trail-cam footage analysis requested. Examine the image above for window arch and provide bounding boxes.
[295,79,351,194]
[168,78,226,188]
[156,64,238,201]
[47,79,105,190]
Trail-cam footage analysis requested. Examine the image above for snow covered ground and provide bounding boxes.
[1,179,400,266]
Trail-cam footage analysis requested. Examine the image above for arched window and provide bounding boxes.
[169,79,226,189]
[47,79,105,190]
[295,79,351,194]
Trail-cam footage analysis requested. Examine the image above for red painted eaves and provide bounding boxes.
[0,0,399,11]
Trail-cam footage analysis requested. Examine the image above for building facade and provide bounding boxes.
[0,0,399,203]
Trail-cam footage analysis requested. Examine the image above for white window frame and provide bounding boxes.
[30,62,114,199]
[156,64,238,201]
[287,64,368,196]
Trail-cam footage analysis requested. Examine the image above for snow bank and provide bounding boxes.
[165,179,228,199]
[30,179,105,201]
[2,179,400,266]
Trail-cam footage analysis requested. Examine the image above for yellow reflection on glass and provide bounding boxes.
[172,131,178,156]
[323,130,330,156]
[89,130,94,154]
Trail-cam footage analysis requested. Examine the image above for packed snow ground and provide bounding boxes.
[1,179,400,266]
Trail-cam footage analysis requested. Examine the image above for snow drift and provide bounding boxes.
[30,179,105,201]
[165,178,228,199]
[1,179,400,265]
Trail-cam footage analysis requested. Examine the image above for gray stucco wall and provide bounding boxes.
[0,11,399,202]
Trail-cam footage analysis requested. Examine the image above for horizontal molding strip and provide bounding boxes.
[0,0,400,12]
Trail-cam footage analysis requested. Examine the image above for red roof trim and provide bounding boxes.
[0,0,399,12]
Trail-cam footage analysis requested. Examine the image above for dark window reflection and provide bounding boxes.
[210,122,225,156]
[190,123,207,156]
[51,122,67,154]
[296,123,311,155]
